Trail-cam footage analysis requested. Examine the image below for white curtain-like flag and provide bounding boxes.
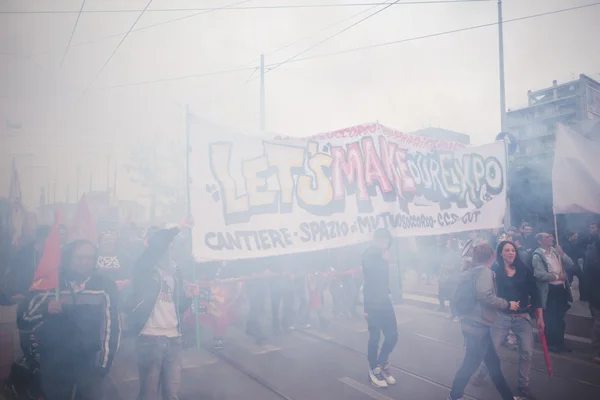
[553,124,600,214]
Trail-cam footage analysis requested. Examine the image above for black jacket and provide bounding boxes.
[584,239,600,309]
[128,227,192,336]
[492,262,541,314]
[362,246,392,312]
[20,272,121,375]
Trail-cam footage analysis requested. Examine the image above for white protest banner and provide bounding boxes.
[189,116,507,261]
[553,124,600,214]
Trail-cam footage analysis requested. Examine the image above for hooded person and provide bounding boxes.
[20,239,121,400]
[128,220,198,400]
[362,228,398,388]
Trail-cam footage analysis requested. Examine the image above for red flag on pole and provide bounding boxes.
[70,194,97,244]
[29,212,62,292]
[539,329,553,377]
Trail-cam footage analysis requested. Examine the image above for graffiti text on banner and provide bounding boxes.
[190,119,506,260]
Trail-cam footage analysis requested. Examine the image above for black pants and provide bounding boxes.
[366,303,398,369]
[544,284,570,348]
[270,281,294,330]
[246,280,267,339]
[449,324,513,400]
[40,351,104,400]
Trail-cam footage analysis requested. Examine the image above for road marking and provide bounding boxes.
[403,293,439,305]
[339,377,394,400]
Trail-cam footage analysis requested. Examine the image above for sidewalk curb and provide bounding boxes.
[401,291,593,351]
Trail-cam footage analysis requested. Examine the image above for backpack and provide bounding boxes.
[452,267,484,316]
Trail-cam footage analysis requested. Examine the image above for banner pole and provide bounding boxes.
[185,104,201,350]
[504,136,511,230]
[553,208,567,289]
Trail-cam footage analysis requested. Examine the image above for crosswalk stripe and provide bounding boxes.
[339,377,394,400]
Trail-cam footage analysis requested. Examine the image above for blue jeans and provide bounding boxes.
[475,313,534,389]
[136,335,182,400]
[450,322,514,400]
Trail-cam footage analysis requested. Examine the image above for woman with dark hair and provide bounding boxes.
[472,241,543,399]
[21,240,121,400]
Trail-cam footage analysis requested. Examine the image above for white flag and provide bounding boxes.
[552,124,600,214]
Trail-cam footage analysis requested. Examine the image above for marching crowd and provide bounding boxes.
[0,218,599,400]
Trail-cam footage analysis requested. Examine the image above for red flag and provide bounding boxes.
[29,212,62,292]
[70,194,97,244]
[539,329,553,377]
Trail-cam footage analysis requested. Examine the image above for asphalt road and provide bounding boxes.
[107,302,600,400]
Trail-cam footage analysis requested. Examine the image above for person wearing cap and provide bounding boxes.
[362,228,398,388]
[129,218,198,400]
[532,232,575,353]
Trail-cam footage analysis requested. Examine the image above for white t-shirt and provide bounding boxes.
[542,249,563,286]
[141,270,180,337]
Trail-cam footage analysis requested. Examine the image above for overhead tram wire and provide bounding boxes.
[0,1,498,14]
[77,0,154,101]
[67,0,255,50]
[266,0,401,60]
[94,2,600,91]
[261,1,600,74]
[245,0,401,81]
[58,0,86,70]
[251,0,402,81]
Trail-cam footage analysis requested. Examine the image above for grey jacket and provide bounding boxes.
[532,247,574,309]
[462,265,509,327]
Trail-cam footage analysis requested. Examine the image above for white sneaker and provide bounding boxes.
[369,367,388,388]
[381,363,396,385]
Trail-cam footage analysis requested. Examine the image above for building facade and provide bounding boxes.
[506,74,600,231]
[410,127,471,145]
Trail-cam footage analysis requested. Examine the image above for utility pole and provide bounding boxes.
[89,173,93,192]
[260,54,266,133]
[66,184,70,203]
[106,154,111,192]
[498,0,507,132]
[76,164,80,199]
[113,161,118,197]
[53,180,56,203]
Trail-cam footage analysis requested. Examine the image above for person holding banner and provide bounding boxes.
[128,221,198,400]
[532,232,575,353]
[362,228,398,388]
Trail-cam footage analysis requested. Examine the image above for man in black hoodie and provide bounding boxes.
[363,228,398,388]
[129,222,197,400]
